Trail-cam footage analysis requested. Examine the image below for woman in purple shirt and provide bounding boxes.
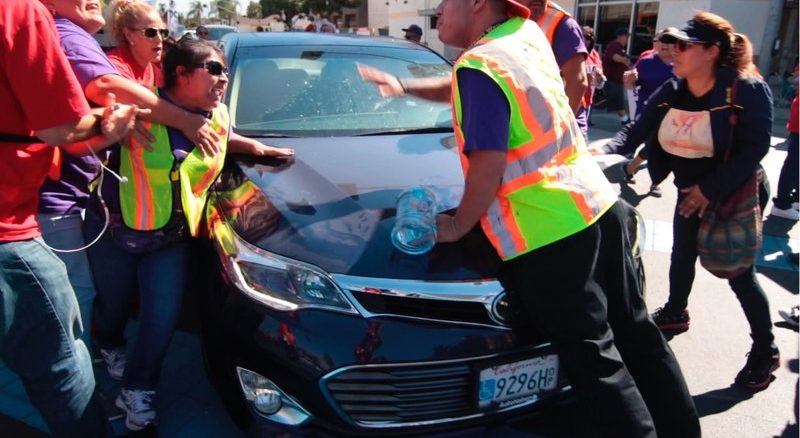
[38,0,124,351]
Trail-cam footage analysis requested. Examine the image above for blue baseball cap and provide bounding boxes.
[402,24,423,36]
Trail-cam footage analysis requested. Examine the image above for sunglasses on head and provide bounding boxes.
[133,27,169,39]
[196,60,228,76]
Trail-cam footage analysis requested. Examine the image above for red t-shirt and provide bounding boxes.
[0,0,91,241]
[788,97,798,134]
[583,49,603,106]
[602,40,628,83]
[107,45,163,88]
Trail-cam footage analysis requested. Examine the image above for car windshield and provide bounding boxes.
[228,44,453,137]
[208,26,236,40]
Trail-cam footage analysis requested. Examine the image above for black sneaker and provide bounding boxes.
[651,307,690,331]
[734,345,780,389]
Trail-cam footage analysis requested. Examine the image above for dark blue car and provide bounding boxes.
[197,32,643,437]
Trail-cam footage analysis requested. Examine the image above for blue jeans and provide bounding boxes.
[0,239,106,437]
[38,212,97,349]
[86,211,189,390]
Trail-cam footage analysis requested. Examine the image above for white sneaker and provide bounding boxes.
[116,388,157,431]
[100,348,127,380]
[778,306,800,328]
[771,206,800,221]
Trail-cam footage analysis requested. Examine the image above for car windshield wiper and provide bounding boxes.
[355,126,453,136]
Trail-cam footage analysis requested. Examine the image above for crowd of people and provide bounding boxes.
[0,0,794,436]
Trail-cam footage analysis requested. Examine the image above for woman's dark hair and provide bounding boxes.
[582,25,595,52]
[162,38,225,89]
[691,12,759,78]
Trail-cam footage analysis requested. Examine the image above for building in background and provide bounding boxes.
[369,0,797,76]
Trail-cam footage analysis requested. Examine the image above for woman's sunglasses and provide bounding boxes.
[133,27,170,39]
[675,40,709,52]
[196,60,228,76]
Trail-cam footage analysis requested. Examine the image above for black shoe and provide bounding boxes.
[622,166,636,184]
[734,345,780,389]
[651,307,690,332]
[648,185,662,198]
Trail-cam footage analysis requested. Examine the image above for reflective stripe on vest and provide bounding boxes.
[536,1,569,45]
[119,96,229,237]
[452,18,617,260]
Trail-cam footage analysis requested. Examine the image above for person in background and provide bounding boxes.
[603,27,632,125]
[195,24,209,40]
[304,22,316,32]
[520,0,589,130]
[256,25,264,32]
[620,27,678,197]
[770,95,798,220]
[403,24,423,42]
[1,0,141,435]
[582,25,605,136]
[320,22,336,33]
[85,38,292,431]
[599,14,779,390]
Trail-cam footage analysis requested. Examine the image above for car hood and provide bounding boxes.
[213,133,503,280]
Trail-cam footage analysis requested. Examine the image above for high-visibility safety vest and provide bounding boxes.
[535,1,570,46]
[451,17,617,261]
[119,96,229,237]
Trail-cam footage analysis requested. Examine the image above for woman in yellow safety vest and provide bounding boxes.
[84,38,292,431]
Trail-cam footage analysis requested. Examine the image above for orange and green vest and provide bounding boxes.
[536,1,570,46]
[452,17,617,261]
[119,98,229,237]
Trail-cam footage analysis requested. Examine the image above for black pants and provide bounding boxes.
[501,202,700,438]
[665,201,775,349]
[774,133,799,209]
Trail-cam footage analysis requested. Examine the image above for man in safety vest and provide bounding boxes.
[521,0,590,133]
[393,1,700,437]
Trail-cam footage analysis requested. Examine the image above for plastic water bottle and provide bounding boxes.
[391,187,438,255]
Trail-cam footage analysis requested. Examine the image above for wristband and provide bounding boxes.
[398,77,409,94]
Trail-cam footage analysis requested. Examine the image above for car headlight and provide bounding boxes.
[213,220,357,314]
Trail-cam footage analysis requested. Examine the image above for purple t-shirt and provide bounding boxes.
[457,69,510,153]
[634,52,674,117]
[551,17,587,68]
[551,17,587,132]
[38,17,119,215]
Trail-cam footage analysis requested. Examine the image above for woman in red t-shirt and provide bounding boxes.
[107,0,165,88]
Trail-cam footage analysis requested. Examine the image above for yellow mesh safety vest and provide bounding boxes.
[536,1,570,46]
[119,97,229,237]
[451,18,617,261]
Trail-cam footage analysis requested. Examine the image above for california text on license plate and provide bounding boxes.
[478,355,558,409]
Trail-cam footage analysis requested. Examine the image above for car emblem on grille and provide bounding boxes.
[489,291,512,326]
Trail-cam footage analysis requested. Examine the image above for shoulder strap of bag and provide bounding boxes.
[0,133,42,143]
[722,78,739,163]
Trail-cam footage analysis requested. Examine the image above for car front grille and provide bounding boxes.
[325,364,473,424]
[350,291,496,326]
[321,354,569,429]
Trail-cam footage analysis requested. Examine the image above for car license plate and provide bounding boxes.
[478,355,558,409]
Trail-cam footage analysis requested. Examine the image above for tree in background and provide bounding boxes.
[188,0,206,26]
[258,0,359,27]
[246,1,261,18]
[258,0,300,27]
